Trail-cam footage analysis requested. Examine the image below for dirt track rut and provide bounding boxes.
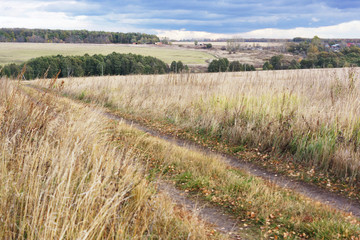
[102,110,360,218]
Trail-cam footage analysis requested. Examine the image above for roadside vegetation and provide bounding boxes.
[23,74,360,239]
[0,79,221,239]
[53,69,360,187]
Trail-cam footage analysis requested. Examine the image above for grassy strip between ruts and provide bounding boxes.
[25,83,360,239]
[107,109,360,204]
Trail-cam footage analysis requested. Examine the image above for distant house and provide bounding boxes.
[347,43,355,47]
[331,44,340,51]
[155,42,162,45]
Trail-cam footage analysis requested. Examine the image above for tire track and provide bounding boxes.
[101,109,360,218]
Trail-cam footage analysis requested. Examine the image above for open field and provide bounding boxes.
[53,68,360,186]
[0,42,214,65]
[18,76,360,239]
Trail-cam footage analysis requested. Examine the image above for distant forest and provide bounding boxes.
[0,52,169,80]
[263,36,360,70]
[0,28,160,44]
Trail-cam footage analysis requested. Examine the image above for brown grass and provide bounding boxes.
[0,79,221,239]
[52,68,360,183]
[25,73,360,239]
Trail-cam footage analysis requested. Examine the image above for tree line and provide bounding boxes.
[0,28,159,44]
[0,53,169,79]
[0,55,257,79]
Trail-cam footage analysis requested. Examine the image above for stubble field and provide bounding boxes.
[0,42,214,65]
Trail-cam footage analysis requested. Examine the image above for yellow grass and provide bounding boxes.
[54,68,360,182]
[0,79,221,239]
[25,73,360,239]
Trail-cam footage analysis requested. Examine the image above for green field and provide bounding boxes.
[0,43,214,65]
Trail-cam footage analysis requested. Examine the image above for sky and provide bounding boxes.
[1,0,360,40]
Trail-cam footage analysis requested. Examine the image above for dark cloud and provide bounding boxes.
[3,0,360,33]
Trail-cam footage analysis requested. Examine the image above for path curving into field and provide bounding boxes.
[23,84,360,237]
[101,110,360,218]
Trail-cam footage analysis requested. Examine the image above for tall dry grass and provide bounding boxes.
[112,120,360,239]
[0,79,218,239]
[54,68,360,182]
[28,74,360,239]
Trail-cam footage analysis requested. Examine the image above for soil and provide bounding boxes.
[157,182,246,239]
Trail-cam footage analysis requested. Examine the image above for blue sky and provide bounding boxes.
[1,0,360,39]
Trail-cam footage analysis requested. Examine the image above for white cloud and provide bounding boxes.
[156,30,229,40]
[312,17,320,22]
[0,12,90,30]
[157,20,360,40]
[0,0,91,30]
[241,20,360,38]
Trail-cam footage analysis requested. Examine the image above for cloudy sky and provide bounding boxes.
[1,0,360,39]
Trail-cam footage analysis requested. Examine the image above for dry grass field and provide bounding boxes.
[2,72,360,238]
[55,68,360,183]
[21,71,360,239]
[0,80,220,239]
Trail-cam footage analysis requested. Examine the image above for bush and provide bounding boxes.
[208,58,229,72]
[170,61,185,73]
[263,61,273,70]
